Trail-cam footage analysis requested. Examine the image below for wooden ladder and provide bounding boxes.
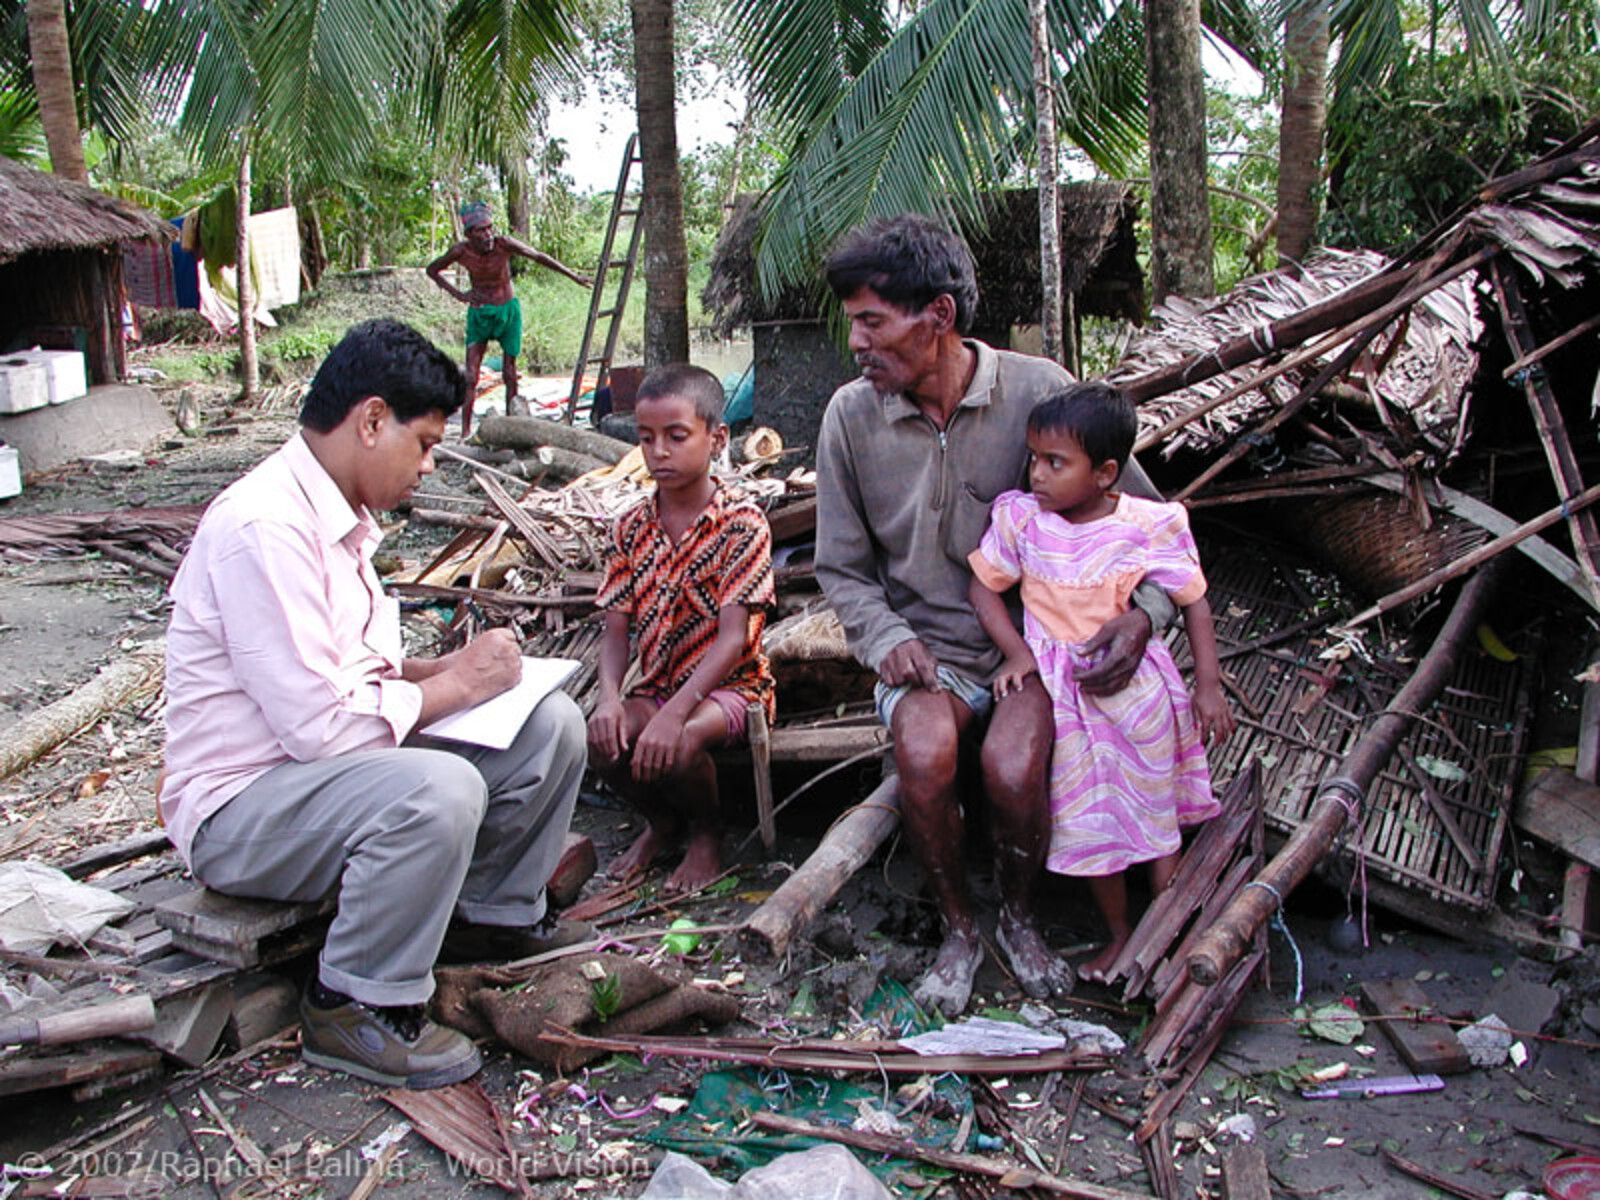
[564,133,644,425]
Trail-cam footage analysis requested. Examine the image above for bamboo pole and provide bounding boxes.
[742,775,899,961]
[1119,233,1457,406]
[1186,564,1501,986]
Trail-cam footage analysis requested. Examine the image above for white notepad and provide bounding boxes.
[419,656,581,750]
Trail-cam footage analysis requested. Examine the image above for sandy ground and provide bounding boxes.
[0,380,1595,1200]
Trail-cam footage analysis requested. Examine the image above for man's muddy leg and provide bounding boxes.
[461,341,488,438]
[984,676,1074,998]
[891,689,983,1017]
[504,354,527,416]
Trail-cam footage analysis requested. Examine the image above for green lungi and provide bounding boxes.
[465,298,522,358]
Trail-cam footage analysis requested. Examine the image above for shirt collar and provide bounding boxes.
[880,339,998,423]
[280,431,377,551]
[649,477,728,533]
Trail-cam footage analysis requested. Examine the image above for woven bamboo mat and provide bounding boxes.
[1178,541,1530,910]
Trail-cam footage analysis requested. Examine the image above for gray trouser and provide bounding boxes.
[189,691,586,1006]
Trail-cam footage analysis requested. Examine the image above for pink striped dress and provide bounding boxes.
[970,490,1219,876]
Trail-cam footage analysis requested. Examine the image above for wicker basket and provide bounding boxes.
[1279,490,1489,601]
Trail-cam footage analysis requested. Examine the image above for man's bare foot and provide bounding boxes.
[1076,936,1130,985]
[913,927,984,1017]
[663,831,721,894]
[609,823,671,881]
[996,907,1074,999]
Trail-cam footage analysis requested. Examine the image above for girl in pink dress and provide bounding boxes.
[968,383,1234,982]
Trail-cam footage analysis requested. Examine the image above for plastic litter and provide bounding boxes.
[0,862,134,954]
[639,1145,893,1199]
[898,1015,1065,1057]
[1458,1013,1513,1068]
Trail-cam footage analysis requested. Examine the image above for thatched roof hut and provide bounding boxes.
[702,183,1143,338]
[0,155,174,384]
[701,185,1143,460]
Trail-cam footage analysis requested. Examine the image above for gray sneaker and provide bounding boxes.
[300,988,481,1089]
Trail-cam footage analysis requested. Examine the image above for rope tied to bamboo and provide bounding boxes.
[1243,880,1304,1002]
[1317,775,1370,950]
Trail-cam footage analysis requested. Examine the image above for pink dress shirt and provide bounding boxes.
[161,432,424,865]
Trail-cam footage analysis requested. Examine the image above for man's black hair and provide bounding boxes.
[635,363,726,430]
[1027,382,1138,471]
[824,213,979,334]
[300,319,465,433]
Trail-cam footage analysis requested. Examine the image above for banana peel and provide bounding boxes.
[1476,623,1518,662]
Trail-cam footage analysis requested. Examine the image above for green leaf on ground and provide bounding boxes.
[1306,1003,1364,1044]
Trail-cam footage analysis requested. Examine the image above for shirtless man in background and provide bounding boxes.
[426,201,591,437]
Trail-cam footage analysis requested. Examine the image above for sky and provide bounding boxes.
[546,79,747,194]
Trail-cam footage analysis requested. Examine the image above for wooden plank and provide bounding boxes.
[768,724,890,762]
[1515,769,1600,869]
[748,703,777,854]
[766,495,818,543]
[0,1044,162,1097]
[153,887,334,969]
[1358,979,1471,1075]
[154,887,333,943]
[1221,1142,1272,1200]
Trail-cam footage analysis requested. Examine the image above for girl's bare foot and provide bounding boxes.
[609,823,672,881]
[1077,937,1130,984]
[913,927,985,1017]
[663,831,722,894]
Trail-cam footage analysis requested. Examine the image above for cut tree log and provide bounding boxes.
[0,645,165,782]
[475,415,631,463]
[519,444,611,484]
[1188,563,1501,986]
[742,775,900,961]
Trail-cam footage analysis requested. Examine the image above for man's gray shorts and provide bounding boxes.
[874,665,995,728]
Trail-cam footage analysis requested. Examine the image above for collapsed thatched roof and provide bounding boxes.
[1112,248,1482,464]
[0,155,174,266]
[701,183,1143,337]
[966,182,1144,331]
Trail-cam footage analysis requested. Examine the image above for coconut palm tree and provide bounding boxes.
[729,0,1251,311]
[632,0,692,365]
[25,0,87,180]
[138,0,427,401]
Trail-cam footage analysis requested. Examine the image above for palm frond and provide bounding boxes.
[254,0,423,174]
[749,0,1146,304]
[728,0,894,133]
[0,87,46,164]
[434,0,582,164]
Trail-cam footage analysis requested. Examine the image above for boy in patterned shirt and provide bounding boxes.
[590,364,776,892]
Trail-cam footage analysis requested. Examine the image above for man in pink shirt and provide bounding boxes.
[163,319,588,1089]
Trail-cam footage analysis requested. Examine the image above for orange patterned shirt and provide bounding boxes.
[597,482,776,719]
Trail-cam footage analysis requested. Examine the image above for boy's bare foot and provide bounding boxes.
[609,823,672,881]
[913,927,984,1017]
[663,832,722,894]
[1077,937,1130,985]
[996,907,1074,999]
